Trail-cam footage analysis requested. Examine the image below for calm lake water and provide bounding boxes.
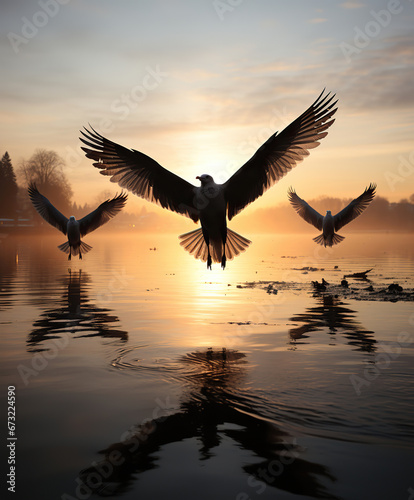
[1,231,414,500]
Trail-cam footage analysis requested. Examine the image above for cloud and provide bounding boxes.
[336,35,414,112]
[309,17,328,23]
[340,2,365,8]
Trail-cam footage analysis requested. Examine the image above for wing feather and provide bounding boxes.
[80,127,199,222]
[27,183,68,235]
[334,183,376,231]
[224,90,338,220]
[288,187,323,230]
[79,192,128,236]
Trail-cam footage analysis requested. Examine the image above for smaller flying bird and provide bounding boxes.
[288,183,376,247]
[28,183,127,259]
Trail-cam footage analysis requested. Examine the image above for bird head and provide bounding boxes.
[196,174,214,186]
[69,216,76,222]
[326,210,332,216]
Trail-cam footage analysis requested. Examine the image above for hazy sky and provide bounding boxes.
[1,0,414,214]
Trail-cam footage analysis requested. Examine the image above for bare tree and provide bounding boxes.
[18,149,73,216]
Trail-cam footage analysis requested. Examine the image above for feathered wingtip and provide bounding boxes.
[287,186,298,203]
[79,124,130,176]
[363,183,377,200]
[100,191,128,213]
[27,182,42,203]
[27,182,37,196]
[310,88,339,133]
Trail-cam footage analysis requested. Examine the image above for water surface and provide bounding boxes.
[1,232,414,500]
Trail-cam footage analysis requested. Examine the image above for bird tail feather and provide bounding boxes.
[313,233,345,247]
[179,227,251,263]
[57,241,70,254]
[225,228,251,260]
[57,240,93,255]
[79,241,93,254]
[332,233,345,245]
[179,228,208,261]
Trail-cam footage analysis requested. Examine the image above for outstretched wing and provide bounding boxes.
[288,187,323,230]
[79,192,128,236]
[28,183,68,235]
[334,183,376,231]
[223,90,338,220]
[80,127,199,222]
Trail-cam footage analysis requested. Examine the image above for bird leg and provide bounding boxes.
[221,227,227,270]
[203,230,212,270]
[68,251,71,261]
[79,251,82,260]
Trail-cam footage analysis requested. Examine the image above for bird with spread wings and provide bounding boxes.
[80,90,337,269]
[288,183,377,247]
[28,184,128,259]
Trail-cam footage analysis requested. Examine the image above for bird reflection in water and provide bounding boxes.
[78,348,340,499]
[27,269,127,352]
[289,294,376,353]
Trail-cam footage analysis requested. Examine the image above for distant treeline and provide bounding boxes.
[1,149,413,233]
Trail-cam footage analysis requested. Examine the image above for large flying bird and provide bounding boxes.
[28,183,127,259]
[80,90,337,269]
[288,183,376,247]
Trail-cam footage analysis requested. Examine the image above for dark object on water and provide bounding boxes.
[343,269,373,279]
[312,280,326,291]
[388,283,403,293]
[364,285,374,292]
[322,278,329,286]
[341,279,349,288]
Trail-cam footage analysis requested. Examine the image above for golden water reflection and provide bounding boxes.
[1,232,413,500]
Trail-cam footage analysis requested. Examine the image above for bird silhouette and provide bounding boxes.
[28,184,127,259]
[288,183,376,247]
[80,90,337,269]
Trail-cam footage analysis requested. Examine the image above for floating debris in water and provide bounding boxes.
[343,268,373,279]
[293,266,323,273]
[266,284,278,294]
[312,280,326,291]
[235,276,413,302]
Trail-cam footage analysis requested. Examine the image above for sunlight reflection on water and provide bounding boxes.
[1,231,414,500]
